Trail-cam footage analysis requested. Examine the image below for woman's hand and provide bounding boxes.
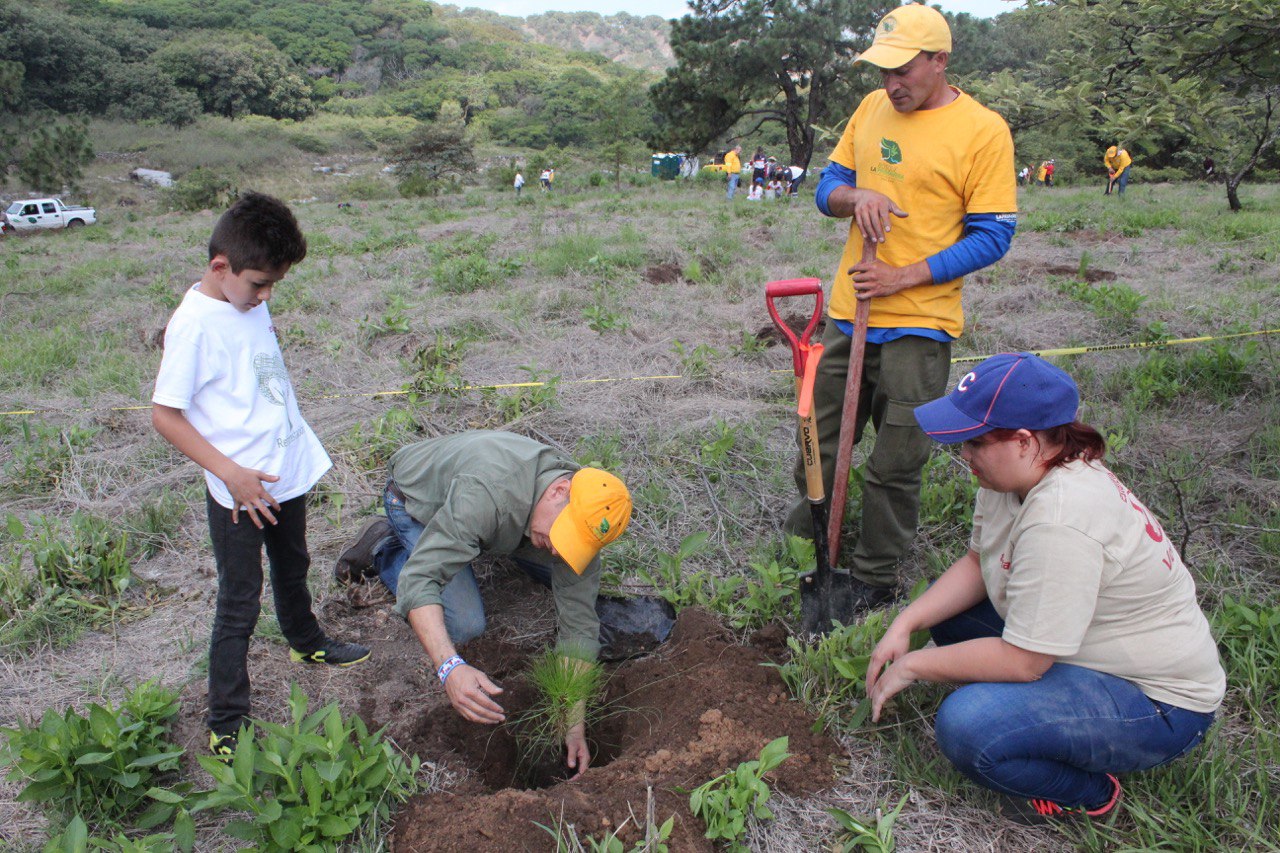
[868,651,918,722]
[866,622,912,696]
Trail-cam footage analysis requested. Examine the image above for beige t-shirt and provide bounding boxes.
[970,460,1225,713]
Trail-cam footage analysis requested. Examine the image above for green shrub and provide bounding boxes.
[192,685,420,852]
[166,168,236,212]
[0,681,189,836]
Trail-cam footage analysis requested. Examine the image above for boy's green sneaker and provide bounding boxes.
[208,730,237,763]
[289,638,371,667]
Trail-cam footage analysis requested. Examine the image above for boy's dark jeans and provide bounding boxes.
[206,492,323,735]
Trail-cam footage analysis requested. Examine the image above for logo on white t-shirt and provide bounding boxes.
[254,352,303,448]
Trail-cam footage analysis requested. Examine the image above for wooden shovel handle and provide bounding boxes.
[827,238,876,565]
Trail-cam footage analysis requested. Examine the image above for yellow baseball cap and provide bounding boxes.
[549,468,632,574]
[857,3,952,69]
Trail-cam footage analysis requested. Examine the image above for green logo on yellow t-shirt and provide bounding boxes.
[880,138,903,165]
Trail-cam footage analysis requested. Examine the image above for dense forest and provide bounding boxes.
[0,0,659,147]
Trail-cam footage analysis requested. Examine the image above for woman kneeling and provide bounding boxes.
[867,353,1224,824]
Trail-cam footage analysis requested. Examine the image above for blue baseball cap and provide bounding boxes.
[914,353,1079,444]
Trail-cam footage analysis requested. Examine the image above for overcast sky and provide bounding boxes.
[446,0,1022,20]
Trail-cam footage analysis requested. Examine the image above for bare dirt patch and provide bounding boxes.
[642,261,683,284]
[390,608,839,852]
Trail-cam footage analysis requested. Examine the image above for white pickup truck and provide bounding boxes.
[2,197,97,232]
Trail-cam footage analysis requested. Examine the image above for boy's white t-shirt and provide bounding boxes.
[971,459,1225,713]
[153,283,331,509]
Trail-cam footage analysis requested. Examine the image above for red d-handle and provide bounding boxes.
[765,277,824,377]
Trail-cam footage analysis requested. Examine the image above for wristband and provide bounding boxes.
[437,655,465,685]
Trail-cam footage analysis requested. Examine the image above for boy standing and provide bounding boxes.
[152,193,369,758]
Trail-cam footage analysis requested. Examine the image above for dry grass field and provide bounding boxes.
[2,157,1277,851]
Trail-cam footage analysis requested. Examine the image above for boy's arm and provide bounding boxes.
[151,403,281,528]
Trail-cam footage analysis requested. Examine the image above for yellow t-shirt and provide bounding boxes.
[1104,146,1133,175]
[827,89,1015,336]
[723,150,741,173]
[1036,162,1048,181]
[1108,147,1132,176]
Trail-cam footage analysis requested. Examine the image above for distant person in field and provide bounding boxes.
[787,164,806,196]
[751,147,768,186]
[540,168,552,192]
[724,144,743,200]
[1044,159,1056,186]
[787,1,1016,614]
[333,431,632,779]
[1104,144,1132,195]
[152,193,369,761]
[514,171,525,196]
[868,353,1224,825]
[1018,165,1030,186]
[1035,161,1048,186]
[1203,157,1215,180]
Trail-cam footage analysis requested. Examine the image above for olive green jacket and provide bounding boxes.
[389,431,600,657]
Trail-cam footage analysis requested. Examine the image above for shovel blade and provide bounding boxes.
[798,569,858,636]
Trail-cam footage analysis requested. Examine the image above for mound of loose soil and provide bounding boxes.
[390,609,839,852]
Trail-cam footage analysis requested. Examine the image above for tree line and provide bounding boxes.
[649,0,1279,211]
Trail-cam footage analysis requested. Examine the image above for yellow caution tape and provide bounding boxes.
[1,329,1276,419]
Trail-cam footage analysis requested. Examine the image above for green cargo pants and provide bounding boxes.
[784,323,952,587]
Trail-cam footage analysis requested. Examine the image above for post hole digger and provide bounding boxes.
[766,277,855,634]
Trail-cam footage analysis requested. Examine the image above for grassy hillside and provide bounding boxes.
[1,149,1277,849]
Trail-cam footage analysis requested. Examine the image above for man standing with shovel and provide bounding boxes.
[784,2,1017,621]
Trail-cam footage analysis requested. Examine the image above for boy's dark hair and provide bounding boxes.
[208,192,307,273]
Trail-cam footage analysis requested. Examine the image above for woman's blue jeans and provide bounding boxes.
[374,481,550,645]
[929,599,1216,808]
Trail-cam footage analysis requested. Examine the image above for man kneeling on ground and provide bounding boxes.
[335,430,632,778]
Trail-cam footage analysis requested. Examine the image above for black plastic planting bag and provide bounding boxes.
[595,595,676,662]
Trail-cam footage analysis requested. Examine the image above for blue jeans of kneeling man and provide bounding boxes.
[929,598,1216,808]
[374,480,552,644]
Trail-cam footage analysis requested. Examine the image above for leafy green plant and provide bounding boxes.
[338,407,423,472]
[404,332,471,401]
[488,366,561,422]
[729,329,769,359]
[357,294,413,342]
[43,815,188,853]
[828,794,908,852]
[1055,278,1145,325]
[1,681,191,840]
[2,420,100,494]
[768,583,928,732]
[671,340,720,380]
[1212,595,1280,724]
[637,533,802,629]
[27,513,132,600]
[687,736,791,851]
[192,684,420,852]
[583,303,630,333]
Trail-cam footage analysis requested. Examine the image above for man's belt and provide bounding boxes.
[386,479,407,503]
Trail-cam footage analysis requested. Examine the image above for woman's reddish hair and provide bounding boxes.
[984,421,1107,469]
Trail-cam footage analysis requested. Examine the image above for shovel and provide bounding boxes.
[765,278,855,635]
[827,238,876,565]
